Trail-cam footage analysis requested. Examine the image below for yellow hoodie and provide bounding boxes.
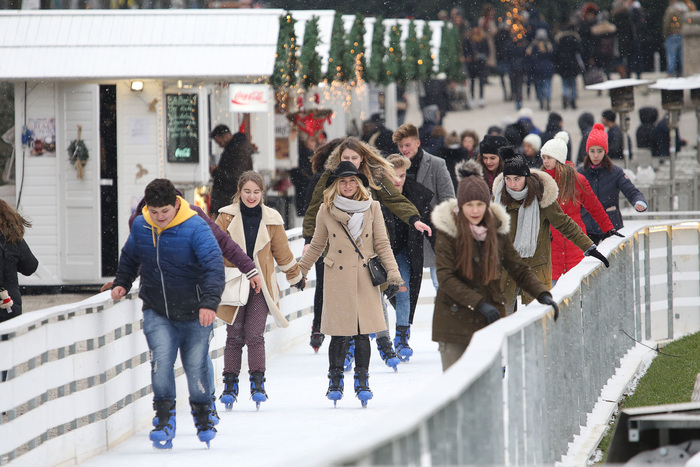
[142,196,197,245]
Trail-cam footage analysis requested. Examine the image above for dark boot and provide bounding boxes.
[376,336,401,371]
[309,326,325,353]
[220,372,239,410]
[353,367,373,408]
[563,97,569,109]
[326,368,344,405]
[394,325,413,361]
[249,371,268,409]
[150,400,176,449]
[190,401,216,447]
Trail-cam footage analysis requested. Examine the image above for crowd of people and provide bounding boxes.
[435,0,695,113]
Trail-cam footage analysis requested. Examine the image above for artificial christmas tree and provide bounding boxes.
[403,20,419,82]
[438,23,464,82]
[270,12,299,89]
[326,13,349,82]
[386,23,403,84]
[299,16,323,89]
[417,23,435,81]
[346,14,367,83]
[367,16,387,85]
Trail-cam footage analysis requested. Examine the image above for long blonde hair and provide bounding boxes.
[232,171,265,205]
[0,199,31,243]
[323,176,371,208]
[329,138,396,189]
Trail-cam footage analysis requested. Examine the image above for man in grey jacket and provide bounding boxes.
[393,123,456,290]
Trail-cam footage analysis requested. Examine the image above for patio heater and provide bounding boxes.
[586,78,652,169]
[649,77,700,209]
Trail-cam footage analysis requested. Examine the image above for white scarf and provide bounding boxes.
[494,181,540,258]
[333,196,372,242]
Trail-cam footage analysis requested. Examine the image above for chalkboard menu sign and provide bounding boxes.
[166,93,199,163]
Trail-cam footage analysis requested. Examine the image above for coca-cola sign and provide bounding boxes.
[229,85,270,113]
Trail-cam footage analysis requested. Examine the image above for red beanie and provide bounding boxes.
[586,123,608,154]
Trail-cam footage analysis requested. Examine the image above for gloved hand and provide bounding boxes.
[293,277,306,291]
[0,289,13,310]
[384,284,400,300]
[603,229,624,239]
[476,301,501,324]
[584,245,610,268]
[538,293,559,321]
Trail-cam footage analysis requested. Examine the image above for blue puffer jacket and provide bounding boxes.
[578,164,647,236]
[114,200,225,321]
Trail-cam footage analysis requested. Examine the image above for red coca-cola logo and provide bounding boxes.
[231,91,267,106]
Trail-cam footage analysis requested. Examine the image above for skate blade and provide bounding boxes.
[152,440,173,450]
[361,400,368,408]
[313,347,319,354]
[224,403,233,411]
[256,401,261,411]
[205,441,210,449]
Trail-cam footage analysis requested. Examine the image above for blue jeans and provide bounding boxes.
[430,266,439,291]
[665,34,683,76]
[562,77,577,103]
[143,308,213,404]
[534,77,551,101]
[394,249,411,327]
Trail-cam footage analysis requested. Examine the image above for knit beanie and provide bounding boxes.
[455,160,491,206]
[523,133,542,152]
[500,146,531,177]
[540,131,569,164]
[479,135,509,156]
[586,123,608,153]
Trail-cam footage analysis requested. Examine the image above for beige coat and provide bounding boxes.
[299,201,401,336]
[215,203,302,327]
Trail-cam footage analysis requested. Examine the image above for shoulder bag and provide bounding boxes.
[220,267,250,307]
[340,225,387,287]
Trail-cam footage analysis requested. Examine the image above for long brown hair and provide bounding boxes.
[455,207,500,284]
[311,138,344,173]
[498,174,544,208]
[553,161,590,204]
[583,152,614,171]
[232,171,265,205]
[329,138,396,189]
[0,199,31,243]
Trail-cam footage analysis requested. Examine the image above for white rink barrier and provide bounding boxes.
[1,221,699,466]
[313,219,700,466]
[0,229,313,466]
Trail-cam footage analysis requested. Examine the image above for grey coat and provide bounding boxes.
[414,149,456,267]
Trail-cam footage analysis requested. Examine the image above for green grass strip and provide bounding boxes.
[597,331,700,462]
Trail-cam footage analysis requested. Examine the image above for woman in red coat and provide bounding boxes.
[540,132,617,282]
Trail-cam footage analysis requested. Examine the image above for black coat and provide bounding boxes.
[381,178,434,324]
[210,133,254,216]
[0,233,38,322]
[436,145,471,192]
[554,31,583,78]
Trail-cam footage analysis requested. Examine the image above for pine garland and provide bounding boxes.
[299,16,323,88]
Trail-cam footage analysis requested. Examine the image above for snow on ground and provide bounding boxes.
[79,303,441,467]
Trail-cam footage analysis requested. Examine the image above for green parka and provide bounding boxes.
[492,169,594,308]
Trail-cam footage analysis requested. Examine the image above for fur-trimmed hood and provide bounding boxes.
[491,169,559,209]
[431,199,510,239]
[323,147,385,185]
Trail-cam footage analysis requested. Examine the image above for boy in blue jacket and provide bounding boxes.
[111,178,225,449]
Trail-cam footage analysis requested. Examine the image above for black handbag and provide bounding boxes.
[340,225,388,286]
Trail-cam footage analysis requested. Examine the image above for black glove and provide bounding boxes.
[384,284,400,300]
[603,229,624,239]
[293,277,306,291]
[585,246,610,268]
[538,293,559,321]
[476,301,501,324]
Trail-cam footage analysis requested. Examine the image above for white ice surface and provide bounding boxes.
[78,303,442,467]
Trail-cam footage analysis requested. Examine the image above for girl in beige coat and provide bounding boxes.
[299,161,402,407]
[215,171,303,410]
